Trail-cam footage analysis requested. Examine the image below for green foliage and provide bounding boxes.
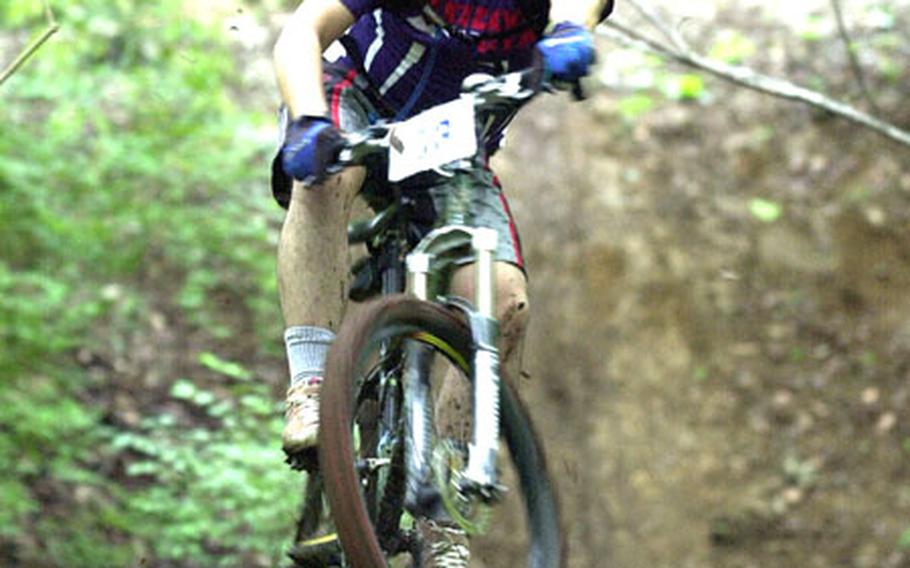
[782,454,818,488]
[617,95,655,122]
[709,30,757,64]
[2,0,281,343]
[789,346,806,363]
[876,56,902,82]
[0,371,101,542]
[748,198,783,223]
[660,73,707,102]
[865,4,896,30]
[0,267,105,373]
[112,379,299,566]
[0,479,36,538]
[199,351,254,381]
[797,14,829,42]
[37,510,137,568]
[869,28,905,83]
[899,528,910,549]
[1,0,293,565]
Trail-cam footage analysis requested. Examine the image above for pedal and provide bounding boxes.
[285,448,319,473]
[288,533,343,567]
[405,480,447,521]
[458,478,508,504]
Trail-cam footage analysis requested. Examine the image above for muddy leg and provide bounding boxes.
[277,167,366,329]
[435,262,530,440]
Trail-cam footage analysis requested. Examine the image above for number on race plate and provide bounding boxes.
[387,96,478,182]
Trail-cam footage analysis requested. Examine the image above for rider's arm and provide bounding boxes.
[549,0,612,29]
[273,0,356,119]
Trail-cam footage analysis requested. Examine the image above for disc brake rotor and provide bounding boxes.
[431,440,491,535]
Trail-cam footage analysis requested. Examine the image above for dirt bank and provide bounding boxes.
[479,10,910,564]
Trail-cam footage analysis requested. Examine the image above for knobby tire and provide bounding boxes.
[319,295,564,568]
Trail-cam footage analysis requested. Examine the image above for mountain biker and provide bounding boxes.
[272,0,612,563]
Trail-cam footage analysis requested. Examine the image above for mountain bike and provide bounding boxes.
[289,68,564,568]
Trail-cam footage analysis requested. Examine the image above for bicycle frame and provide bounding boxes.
[343,68,548,522]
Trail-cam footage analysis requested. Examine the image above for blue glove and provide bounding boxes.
[281,116,345,185]
[536,22,596,83]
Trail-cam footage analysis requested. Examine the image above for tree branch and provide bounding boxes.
[626,0,688,52]
[0,1,59,87]
[830,0,881,116]
[597,17,910,149]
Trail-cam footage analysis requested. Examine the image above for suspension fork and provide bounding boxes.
[462,228,502,495]
[405,228,503,502]
[402,340,436,514]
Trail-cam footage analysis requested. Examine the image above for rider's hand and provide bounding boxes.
[536,22,596,83]
[281,116,345,185]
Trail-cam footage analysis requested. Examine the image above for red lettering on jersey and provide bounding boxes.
[487,7,503,34]
[426,1,541,55]
[518,29,537,48]
[442,2,457,22]
[476,38,500,53]
[502,9,521,31]
[470,6,489,32]
[454,4,471,27]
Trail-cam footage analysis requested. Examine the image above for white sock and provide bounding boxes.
[284,326,335,387]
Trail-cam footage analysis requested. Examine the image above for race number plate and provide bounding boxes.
[387,96,477,182]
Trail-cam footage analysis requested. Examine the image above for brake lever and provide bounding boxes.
[550,78,587,101]
[331,125,393,170]
[571,81,587,101]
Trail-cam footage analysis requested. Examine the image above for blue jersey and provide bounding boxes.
[337,0,545,117]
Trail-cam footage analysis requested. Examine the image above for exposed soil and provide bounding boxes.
[474,5,910,565]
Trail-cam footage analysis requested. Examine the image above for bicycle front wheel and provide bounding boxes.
[319,295,564,568]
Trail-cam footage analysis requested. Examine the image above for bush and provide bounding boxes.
[1,1,297,565]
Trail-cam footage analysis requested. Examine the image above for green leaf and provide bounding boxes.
[692,366,709,382]
[617,95,654,121]
[661,74,706,101]
[207,400,234,418]
[192,390,216,407]
[126,461,160,477]
[798,15,828,42]
[0,479,37,536]
[198,351,252,381]
[866,6,895,30]
[709,30,756,64]
[749,198,783,223]
[239,394,275,416]
[170,379,198,400]
[899,528,910,549]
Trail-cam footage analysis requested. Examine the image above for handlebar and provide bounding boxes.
[328,67,567,177]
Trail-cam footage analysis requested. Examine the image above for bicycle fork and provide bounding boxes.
[405,228,503,510]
